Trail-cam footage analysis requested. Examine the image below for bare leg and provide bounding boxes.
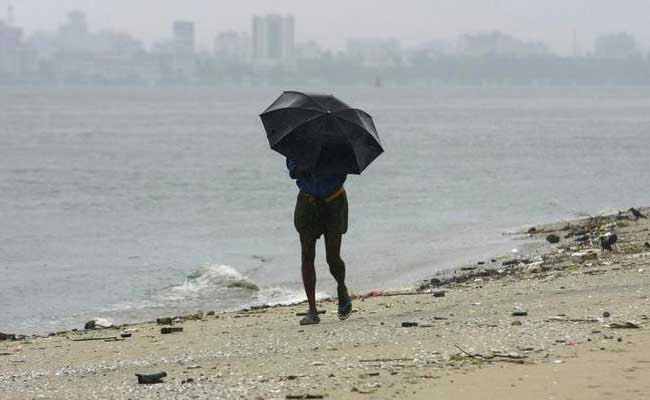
[300,233,318,313]
[324,233,347,297]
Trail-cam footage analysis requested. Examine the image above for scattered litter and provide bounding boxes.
[608,321,641,329]
[135,371,167,384]
[512,307,528,317]
[161,327,183,334]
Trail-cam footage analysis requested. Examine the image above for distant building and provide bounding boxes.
[295,40,324,61]
[171,21,196,79]
[0,7,36,81]
[252,14,294,68]
[58,11,90,53]
[214,31,250,64]
[346,38,402,68]
[594,33,640,59]
[459,31,548,57]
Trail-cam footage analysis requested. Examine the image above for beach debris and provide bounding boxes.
[461,266,477,271]
[68,336,123,342]
[432,290,446,298]
[503,259,530,267]
[512,307,528,317]
[120,333,132,338]
[546,234,561,244]
[182,311,205,320]
[603,311,611,318]
[453,344,528,364]
[311,361,325,366]
[84,318,114,330]
[360,357,413,363]
[286,394,324,400]
[600,232,618,252]
[401,322,419,327]
[181,378,195,384]
[135,371,167,384]
[156,317,173,325]
[629,208,647,221]
[352,382,381,394]
[0,332,17,341]
[160,327,184,334]
[511,320,523,326]
[571,251,598,263]
[608,321,641,329]
[528,227,538,234]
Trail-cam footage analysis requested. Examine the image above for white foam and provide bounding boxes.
[164,264,259,301]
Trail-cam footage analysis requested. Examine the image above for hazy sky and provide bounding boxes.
[5,0,650,55]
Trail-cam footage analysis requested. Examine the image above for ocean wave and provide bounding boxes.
[163,264,260,301]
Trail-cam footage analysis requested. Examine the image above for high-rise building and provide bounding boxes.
[171,21,196,79]
[173,21,195,55]
[58,11,90,53]
[214,31,250,64]
[252,14,294,67]
[594,33,640,59]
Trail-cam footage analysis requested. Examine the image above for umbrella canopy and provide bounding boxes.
[260,91,383,175]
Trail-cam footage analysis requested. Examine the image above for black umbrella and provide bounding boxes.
[260,91,383,175]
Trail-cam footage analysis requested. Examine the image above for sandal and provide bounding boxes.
[299,310,321,325]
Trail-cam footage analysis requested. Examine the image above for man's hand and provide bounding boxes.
[287,158,311,179]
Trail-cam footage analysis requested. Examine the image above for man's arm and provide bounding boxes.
[286,159,309,179]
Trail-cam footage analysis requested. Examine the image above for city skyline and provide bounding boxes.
[4,0,650,55]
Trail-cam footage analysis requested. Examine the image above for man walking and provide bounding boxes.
[287,159,353,325]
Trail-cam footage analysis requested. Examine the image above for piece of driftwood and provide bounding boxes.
[286,395,324,399]
[68,337,122,342]
[359,357,413,363]
[454,345,528,364]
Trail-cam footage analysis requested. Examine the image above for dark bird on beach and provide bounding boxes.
[629,208,647,221]
[600,233,618,252]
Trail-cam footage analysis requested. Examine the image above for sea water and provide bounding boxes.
[1,86,649,334]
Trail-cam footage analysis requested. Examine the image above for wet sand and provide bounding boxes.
[1,209,649,399]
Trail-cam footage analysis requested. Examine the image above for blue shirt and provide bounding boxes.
[286,159,347,199]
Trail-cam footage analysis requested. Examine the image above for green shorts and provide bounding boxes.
[294,188,348,239]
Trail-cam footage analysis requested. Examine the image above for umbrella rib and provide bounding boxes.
[331,116,362,174]
[259,107,324,117]
[331,112,380,141]
[265,114,326,145]
[331,113,383,150]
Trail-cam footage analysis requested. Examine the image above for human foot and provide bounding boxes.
[337,286,352,320]
[299,310,321,325]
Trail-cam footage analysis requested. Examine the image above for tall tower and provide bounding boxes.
[7,4,15,25]
[251,14,295,67]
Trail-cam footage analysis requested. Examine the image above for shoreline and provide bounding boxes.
[2,207,649,399]
[1,207,642,340]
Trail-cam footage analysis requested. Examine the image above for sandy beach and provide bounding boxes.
[2,209,650,400]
